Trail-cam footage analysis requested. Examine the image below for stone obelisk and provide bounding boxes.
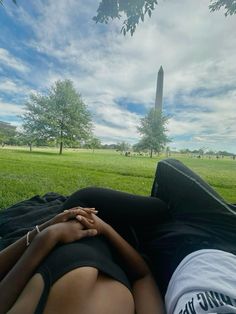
[155,66,164,111]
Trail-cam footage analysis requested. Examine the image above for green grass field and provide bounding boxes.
[0,147,236,209]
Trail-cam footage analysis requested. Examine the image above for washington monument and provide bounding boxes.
[155,66,164,111]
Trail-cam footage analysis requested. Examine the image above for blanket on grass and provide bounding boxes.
[0,193,68,250]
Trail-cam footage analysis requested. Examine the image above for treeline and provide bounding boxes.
[1,79,170,157]
[103,143,235,159]
[0,80,101,154]
[179,148,235,158]
[0,120,101,152]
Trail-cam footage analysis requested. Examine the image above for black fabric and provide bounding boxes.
[62,187,170,249]
[59,159,236,296]
[63,187,169,225]
[0,193,67,250]
[35,236,131,314]
[1,158,236,299]
[148,158,236,294]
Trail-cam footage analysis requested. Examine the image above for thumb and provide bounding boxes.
[80,229,97,238]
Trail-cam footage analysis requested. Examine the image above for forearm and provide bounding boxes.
[104,225,165,313]
[104,224,150,280]
[0,221,50,280]
[0,228,57,313]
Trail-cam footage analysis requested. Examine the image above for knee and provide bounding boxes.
[62,187,101,210]
[157,158,184,175]
[69,186,102,200]
[159,158,181,166]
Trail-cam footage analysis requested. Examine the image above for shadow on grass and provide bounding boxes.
[6,149,59,156]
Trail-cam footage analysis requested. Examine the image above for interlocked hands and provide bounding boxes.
[40,206,100,244]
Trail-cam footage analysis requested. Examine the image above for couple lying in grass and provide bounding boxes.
[0,159,236,313]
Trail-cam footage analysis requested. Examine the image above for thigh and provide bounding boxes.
[62,187,170,246]
[152,159,235,219]
[62,187,169,226]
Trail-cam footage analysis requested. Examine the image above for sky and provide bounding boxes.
[0,0,236,153]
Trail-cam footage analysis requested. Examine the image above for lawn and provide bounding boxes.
[0,147,236,209]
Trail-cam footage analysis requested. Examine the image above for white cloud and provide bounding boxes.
[0,79,19,93]
[0,78,35,95]
[2,0,236,152]
[0,48,29,73]
[0,100,24,116]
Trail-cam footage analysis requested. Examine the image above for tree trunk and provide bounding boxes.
[29,143,32,152]
[150,148,153,158]
[59,141,63,155]
[59,129,63,155]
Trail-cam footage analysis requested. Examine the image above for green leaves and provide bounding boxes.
[21,80,92,154]
[95,0,236,36]
[117,141,130,153]
[0,0,17,6]
[136,108,170,157]
[209,0,236,16]
[94,0,158,36]
[0,121,17,145]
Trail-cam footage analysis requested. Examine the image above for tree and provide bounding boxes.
[16,130,49,152]
[116,141,130,154]
[209,0,236,16]
[0,121,17,146]
[93,0,158,36]
[20,93,49,152]
[0,0,16,5]
[21,80,92,154]
[137,108,170,158]
[165,146,171,157]
[2,1,236,35]
[180,148,191,155]
[93,0,236,35]
[84,136,102,152]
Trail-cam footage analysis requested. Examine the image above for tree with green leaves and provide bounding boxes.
[93,0,236,35]
[136,108,170,158]
[209,0,236,16]
[116,141,130,154]
[94,0,158,36]
[0,0,16,5]
[0,121,17,147]
[2,1,236,36]
[21,80,92,154]
[84,136,102,152]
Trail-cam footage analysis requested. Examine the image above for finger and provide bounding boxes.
[78,215,94,223]
[76,215,93,228]
[79,207,98,214]
[66,206,97,213]
[80,229,97,238]
[75,210,93,221]
[76,210,94,220]
[77,209,90,217]
[62,209,86,221]
[76,215,94,224]
[64,207,98,216]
